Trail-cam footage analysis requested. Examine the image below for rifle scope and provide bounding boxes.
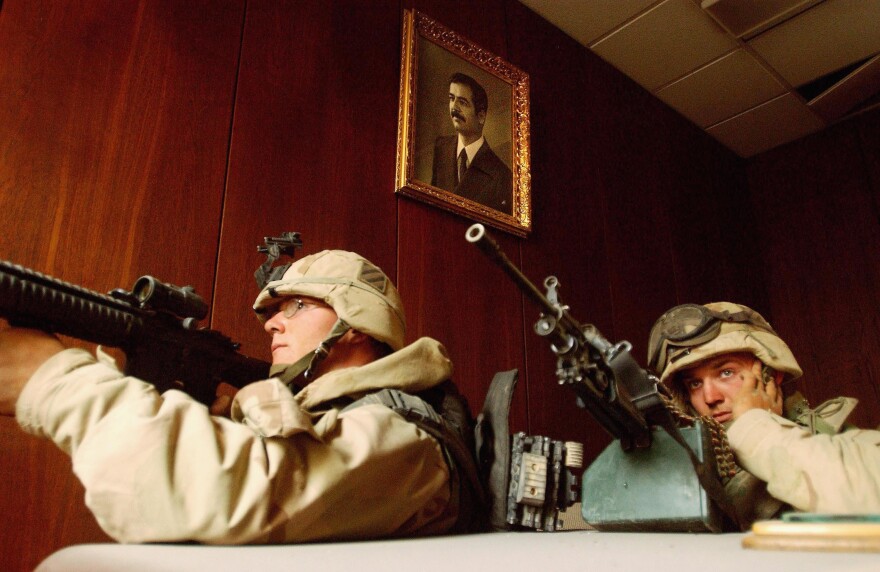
[132,276,208,321]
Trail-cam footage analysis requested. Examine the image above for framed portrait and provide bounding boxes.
[395,10,531,237]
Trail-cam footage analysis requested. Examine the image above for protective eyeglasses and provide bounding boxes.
[646,304,777,373]
[272,298,322,319]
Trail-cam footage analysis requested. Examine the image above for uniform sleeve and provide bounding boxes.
[727,409,880,513]
[16,349,453,544]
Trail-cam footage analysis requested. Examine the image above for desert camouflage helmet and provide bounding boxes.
[253,249,406,351]
[648,302,802,390]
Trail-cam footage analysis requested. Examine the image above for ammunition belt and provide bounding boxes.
[660,395,740,485]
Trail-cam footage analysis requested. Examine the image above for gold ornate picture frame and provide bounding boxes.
[395,10,531,236]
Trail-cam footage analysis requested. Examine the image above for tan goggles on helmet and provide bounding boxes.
[647,304,776,373]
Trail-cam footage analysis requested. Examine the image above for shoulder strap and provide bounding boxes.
[345,387,488,532]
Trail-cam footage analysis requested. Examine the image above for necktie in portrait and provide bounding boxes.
[458,148,467,183]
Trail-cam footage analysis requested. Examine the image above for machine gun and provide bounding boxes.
[466,223,668,447]
[466,223,730,532]
[0,261,270,405]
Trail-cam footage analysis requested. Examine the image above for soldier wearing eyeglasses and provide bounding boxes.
[648,302,880,518]
[0,250,484,543]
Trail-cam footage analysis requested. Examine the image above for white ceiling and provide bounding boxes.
[518,0,880,157]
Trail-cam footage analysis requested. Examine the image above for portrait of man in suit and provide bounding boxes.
[431,73,513,215]
[401,13,529,234]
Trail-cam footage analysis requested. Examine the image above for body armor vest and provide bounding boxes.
[344,381,488,533]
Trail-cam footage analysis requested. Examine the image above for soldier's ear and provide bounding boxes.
[478,110,486,125]
[760,364,783,386]
[345,329,372,345]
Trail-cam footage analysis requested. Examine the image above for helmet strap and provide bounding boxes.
[267,318,352,389]
[760,364,778,386]
[304,318,351,381]
[269,352,314,389]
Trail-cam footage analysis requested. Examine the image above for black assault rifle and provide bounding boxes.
[466,223,730,532]
[0,260,271,405]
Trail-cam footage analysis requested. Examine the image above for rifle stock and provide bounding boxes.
[0,260,270,405]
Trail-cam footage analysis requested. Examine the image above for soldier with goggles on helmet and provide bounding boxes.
[0,250,483,543]
[648,302,880,519]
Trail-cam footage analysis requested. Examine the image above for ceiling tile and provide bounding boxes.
[701,0,820,38]
[808,54,880,121]
[591,0,738,91]
[706,93,825,156]
[521,0,880,157]
[518,0,657,45]
[656,49,787,127]
[748,0,880,87]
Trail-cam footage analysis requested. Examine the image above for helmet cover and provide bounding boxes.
[653,302,802,392]
[253,250,406,351]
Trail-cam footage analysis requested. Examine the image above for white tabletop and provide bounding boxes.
[36,531,878,572]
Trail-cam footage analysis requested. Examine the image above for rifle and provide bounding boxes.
[466,223,730,532]
[0,261,270,405]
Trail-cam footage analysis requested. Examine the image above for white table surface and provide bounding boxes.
[36,531,878,572]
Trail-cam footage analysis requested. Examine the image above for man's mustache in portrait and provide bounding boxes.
[451,110,465,121]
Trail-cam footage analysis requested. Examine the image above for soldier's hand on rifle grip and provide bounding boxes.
[0,327,65,415]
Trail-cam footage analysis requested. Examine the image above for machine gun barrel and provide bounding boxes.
[465,224,580,352]
[466,224,663,449]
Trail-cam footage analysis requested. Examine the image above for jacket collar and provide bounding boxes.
[295,337,453,410]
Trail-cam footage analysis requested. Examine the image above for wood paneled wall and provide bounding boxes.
[1,2,247,570]
[1,1,877,570]
[746,108,880,430]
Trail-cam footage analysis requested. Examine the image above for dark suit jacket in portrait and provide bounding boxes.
[431,135,513,214]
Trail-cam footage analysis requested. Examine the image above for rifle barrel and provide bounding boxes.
[0,260,270,402]
[465,224,554,316]
[0,260,139,345]
[466,224,587,354]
